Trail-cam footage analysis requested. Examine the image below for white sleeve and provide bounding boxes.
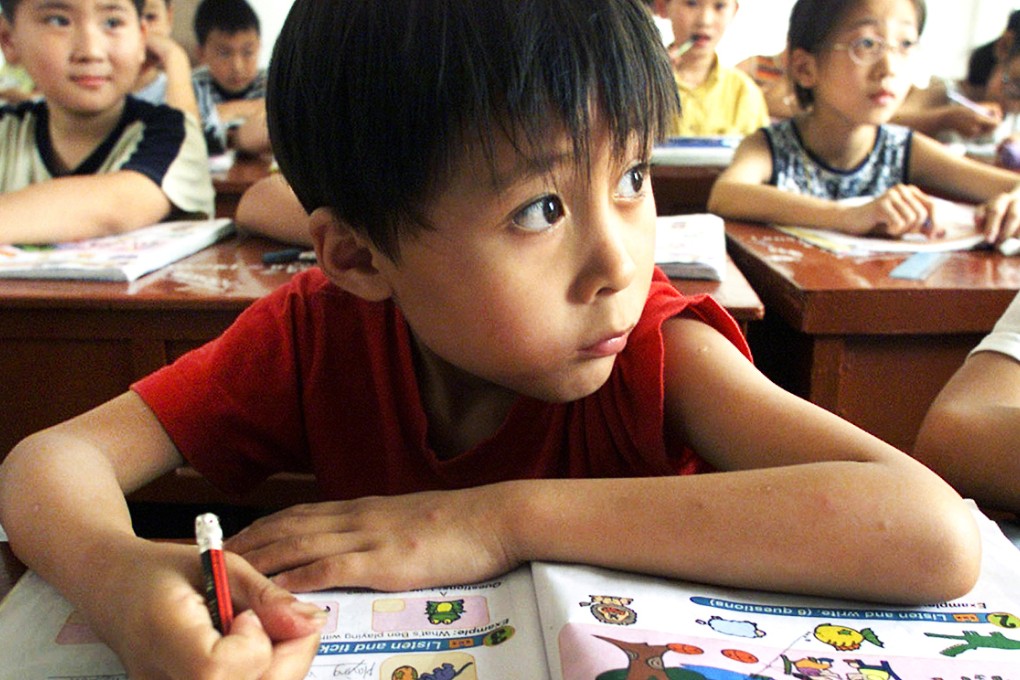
[971,290,1020,362]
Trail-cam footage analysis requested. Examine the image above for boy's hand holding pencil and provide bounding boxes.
[83,538,324,680]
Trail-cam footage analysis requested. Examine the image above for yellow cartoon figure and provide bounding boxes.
[813,624,883,652]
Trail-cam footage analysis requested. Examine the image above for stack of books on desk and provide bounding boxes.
[655,212,726,281]
[651,136,741,167]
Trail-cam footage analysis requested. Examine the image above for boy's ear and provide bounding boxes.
[309,207,394,302]
[652,0,667,18]
[788,47,818,92]
[0,15,19,65]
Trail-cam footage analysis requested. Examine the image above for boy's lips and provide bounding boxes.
[870,89,897,105]
[581,326,633,358]
[71,75,111,89]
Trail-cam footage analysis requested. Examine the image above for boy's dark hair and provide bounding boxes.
[0,0,144,21]
[193,0,259,46]
[268,0,679,261]
[788,0,927,109]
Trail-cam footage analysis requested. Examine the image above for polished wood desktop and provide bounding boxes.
[726,220,1020,453]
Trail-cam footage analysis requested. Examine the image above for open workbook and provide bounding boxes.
[0,218,235,282]
[1,504,1019,679]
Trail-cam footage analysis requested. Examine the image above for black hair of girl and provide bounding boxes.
[787,0,927,109]
[266,0,680,261]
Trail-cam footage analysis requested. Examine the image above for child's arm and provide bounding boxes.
[0,171,171,244]
[228,318,980,605]
[236,174,313,246]
[144,33,200,121]
[908,132,1020,245]
[216,99,271,154]
[0,392,324,679]
[708,131,936,237]
[914,350,1020,517]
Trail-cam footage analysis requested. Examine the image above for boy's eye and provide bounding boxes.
[616,164,648,199]
[43,14,71,27]
[104,17,125,29]
[513,195,565,233]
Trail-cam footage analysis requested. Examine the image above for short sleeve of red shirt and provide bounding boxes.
[133,268,750,499]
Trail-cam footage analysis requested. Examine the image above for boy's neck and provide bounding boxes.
[46,101,127,175]
[795,111,878,171]
[672,49,717,89]
[410,334,518,460]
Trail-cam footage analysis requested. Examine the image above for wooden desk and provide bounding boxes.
[726,220,1020,452]
[211,154,273,218]
[651,164,723,215]
[0,235,302,458]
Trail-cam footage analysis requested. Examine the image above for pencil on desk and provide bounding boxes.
[195,513,234,634]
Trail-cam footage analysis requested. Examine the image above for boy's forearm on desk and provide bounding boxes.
[500,462,978,605]
[0,173,171,243]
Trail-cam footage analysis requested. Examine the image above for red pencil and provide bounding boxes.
[195,513,234,634]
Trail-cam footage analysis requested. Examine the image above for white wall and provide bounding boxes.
[717,0,1019,82]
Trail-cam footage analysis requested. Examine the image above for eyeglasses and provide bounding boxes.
[830,35,918,66]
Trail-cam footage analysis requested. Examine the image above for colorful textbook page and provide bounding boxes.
[1,504,1019,679]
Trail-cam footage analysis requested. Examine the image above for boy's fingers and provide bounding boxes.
[230,560,328,640]
[262,631,325,680]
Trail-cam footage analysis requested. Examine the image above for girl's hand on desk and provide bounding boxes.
[226,487,517,593]
[845,184,937,238]
[976,190,1020,246]
[90,540,322,680]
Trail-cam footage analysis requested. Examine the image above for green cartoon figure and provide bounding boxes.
[426,599,466,625]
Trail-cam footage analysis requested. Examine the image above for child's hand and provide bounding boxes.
[226,487,518,593]
[975,190,1020,246]
[142,32,187,71]
[939,104,1001,138]
[86,540,324,680]
[847,184,937,238]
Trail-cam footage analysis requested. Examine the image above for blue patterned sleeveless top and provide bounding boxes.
[764,118,913,200]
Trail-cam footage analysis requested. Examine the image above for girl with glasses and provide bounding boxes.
[709,0,1020,246]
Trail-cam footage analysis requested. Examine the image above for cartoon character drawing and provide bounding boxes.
[580,595,638,626]
[925,630,1020,657]
[592,635,763,680]
[425,600,465,625]
[813,624,883,651]
[696,616,766,639]
[391,662,474,680]
[779,654,838,679]
[844,658,902,680]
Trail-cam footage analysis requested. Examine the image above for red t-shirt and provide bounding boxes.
[133,268,751,499]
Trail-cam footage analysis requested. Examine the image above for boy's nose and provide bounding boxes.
[579,212,638,301]
[71,24,106,60]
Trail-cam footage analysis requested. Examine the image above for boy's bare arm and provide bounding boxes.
[915,351,1020,516]
[146,33,200,120]
[230,319,980,606]
[236,174,313,246]
[216,98,265,125]
[0,172,171,244]
[0,392,324,679]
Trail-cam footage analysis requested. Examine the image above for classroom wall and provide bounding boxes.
[0,0,1013,84]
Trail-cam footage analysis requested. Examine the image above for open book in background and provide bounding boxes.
[2,503,1018,679]
[0,218,235,282]
[776,196,1020,256]
[655,213,727,281]
[775,197,1020,258]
